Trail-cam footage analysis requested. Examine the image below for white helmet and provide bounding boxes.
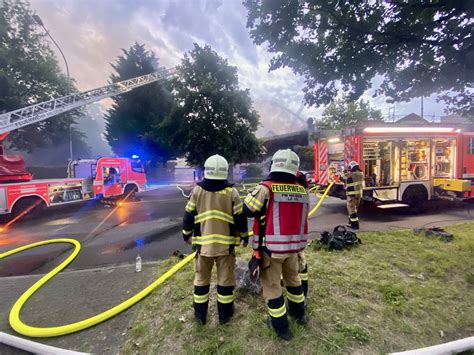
[270,149,300,176]
[348,161,359,171]
[204,154,229,180]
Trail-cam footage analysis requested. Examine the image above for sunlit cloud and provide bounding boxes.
[30,0,448,139]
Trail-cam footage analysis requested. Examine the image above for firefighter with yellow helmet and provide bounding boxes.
[244,149,309,340]
[182,154,248,325]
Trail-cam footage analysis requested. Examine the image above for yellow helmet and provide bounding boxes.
[204,154,229,180]
[270,149,300,176]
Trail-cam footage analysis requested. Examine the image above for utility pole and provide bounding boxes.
[33,14,73,161]
[421,96,424,119]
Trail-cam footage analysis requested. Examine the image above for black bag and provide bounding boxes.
[320,225,361,250]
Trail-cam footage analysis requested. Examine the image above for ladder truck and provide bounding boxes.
[0,68,175,221]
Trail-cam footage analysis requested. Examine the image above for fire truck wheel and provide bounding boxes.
[11,197,47,220]
[402,186,428,214]
[124,184,138,200]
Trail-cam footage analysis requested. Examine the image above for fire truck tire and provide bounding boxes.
[402,185,428,214]
[124,184,138,199]
[11,197,46,220]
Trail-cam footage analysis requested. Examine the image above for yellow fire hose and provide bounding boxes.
[308,182,334,216]
[1,239,194,337]
[1,182,334,338]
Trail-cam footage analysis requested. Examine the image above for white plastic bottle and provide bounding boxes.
[136,254,142,273]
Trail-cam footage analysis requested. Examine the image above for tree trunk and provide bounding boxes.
[228,164,234,182]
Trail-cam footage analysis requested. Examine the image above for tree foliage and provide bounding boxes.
[318,98,383,129]
[105,43,177,164]
[0,0,89,157]
[295,146,314,171]
[244,0,473,116]
[164,44,261,167]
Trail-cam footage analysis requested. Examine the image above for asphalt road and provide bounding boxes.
[1,185,473,277]
[0,186,192,277]
[309,195,474,234]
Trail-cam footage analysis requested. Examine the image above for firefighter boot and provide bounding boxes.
[217,285,235,324]
[349,213,360,230]
[299,265,309,308]
[267,296,292,341]
[193,285,210,325]
[286,285,308,326]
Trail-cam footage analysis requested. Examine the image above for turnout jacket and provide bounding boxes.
[341,170,364,198]
[243,172,309,254]
[182,179,248,257]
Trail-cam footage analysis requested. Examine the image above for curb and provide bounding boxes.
[0,260,163,280]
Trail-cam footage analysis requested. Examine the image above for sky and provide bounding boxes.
[30,0,447,138]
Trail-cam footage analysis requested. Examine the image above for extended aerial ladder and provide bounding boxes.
[0,68,175,182]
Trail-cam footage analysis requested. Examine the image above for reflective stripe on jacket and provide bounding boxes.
[252,181,309,253]
[344,171,364,198]
[183,185,247,257]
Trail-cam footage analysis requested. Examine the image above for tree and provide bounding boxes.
[164,44,261,167]
[105,43,177,165]
[295,146,314,171]
[318,98,383,129]
[244,0,473,116]
[0,0,89,158]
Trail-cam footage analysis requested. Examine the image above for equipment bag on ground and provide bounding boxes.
[320,225,361,250]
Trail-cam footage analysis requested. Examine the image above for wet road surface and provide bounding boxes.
[0,186,192,277]
[1,185,472,277]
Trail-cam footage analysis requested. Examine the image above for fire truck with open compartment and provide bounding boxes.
[313,119,474,212]
[0,69,174,220]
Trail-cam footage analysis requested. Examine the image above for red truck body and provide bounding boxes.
[313,123,474,207]
[0,157,146,217]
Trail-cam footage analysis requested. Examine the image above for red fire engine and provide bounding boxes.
[313,117,474,211]
[0,69,174,220]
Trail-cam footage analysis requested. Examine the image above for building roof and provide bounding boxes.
[396,113,429,124]
[440,114,472,124]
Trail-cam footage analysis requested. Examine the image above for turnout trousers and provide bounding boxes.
[346,197,361,229]
[260,252,305,334]
[193,253,236,323]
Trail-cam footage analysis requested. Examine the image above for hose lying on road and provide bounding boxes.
[1,238,194,338]
[1,183,333,338]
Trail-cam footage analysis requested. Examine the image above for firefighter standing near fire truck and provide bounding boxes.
[182,154,249,325]
[244,149,309,341]
[341,161,364,230]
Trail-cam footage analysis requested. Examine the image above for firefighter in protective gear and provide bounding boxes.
[244,149,309,341]
[182,154,249,325]
[341,160,364,230]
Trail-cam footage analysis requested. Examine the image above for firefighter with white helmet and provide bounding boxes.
[182,154,248,325]
[243,149,309,340]
[341,160,364,229]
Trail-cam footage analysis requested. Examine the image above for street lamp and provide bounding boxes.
[33,14,73,161]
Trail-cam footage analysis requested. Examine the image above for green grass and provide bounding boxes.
[122,222,474,354]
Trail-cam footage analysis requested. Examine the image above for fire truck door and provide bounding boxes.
[103,165,123,198]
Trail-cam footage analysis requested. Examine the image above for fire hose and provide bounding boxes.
[0,182,333,338]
